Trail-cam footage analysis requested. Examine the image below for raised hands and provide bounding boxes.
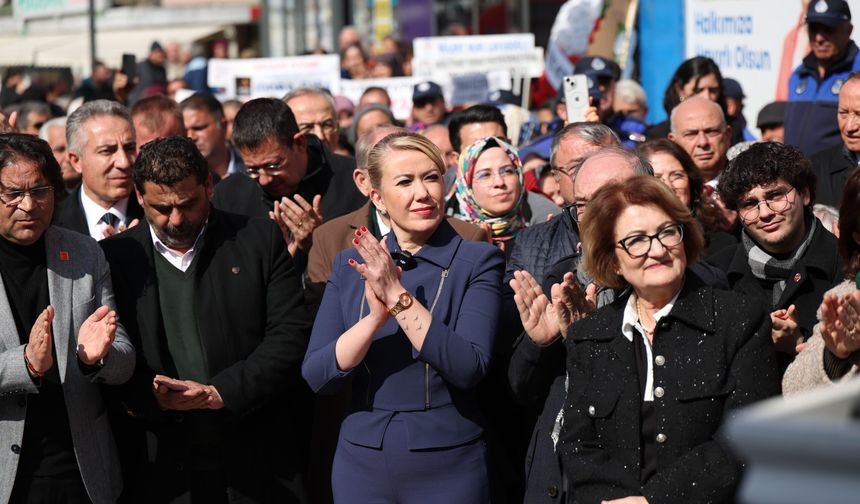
[152,375,225,411]
[25,305,54,377]
[77,305,117,365]
[771,304,802,354]
[270,194,323,256]
[347,227,402,308]
[0,110,18,134]
[511,270,596,346]
[819,290,860,359]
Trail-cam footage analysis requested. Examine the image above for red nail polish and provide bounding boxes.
[356,230,362,236]
[353,238,359,245]
[361,226,367,233]
[348,258,355,264]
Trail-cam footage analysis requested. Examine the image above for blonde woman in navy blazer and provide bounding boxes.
[303,131,504,503]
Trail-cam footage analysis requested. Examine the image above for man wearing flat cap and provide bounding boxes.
[757,101,787,143]
[785,0,860,156]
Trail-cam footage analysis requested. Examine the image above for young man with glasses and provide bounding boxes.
[708,141,843,372]
[213,98,365,269]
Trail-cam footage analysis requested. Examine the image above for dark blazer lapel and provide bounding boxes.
[45,227,73,380]
[131,225,168,373]
[192,210,231,374]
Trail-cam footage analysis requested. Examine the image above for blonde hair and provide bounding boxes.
[366,130,445,189]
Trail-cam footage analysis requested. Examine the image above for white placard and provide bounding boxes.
[412,33,535,61]
[339,77,418,120]
[684,0,860,137]
[207,55,341,101]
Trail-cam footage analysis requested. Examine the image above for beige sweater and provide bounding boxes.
[783,280,860,396]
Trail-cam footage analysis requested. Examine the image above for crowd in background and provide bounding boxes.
[1,1,860,503]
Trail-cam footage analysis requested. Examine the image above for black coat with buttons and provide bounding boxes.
[559,273,780,504]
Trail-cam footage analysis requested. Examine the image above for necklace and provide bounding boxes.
[635,297,655,335]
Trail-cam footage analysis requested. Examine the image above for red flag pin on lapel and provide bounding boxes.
[793,273,801,282]
[59,250,70,262]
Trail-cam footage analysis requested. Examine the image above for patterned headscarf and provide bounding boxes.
[454,137,526,242]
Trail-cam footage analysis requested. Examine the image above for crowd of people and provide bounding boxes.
[2,0,860,503]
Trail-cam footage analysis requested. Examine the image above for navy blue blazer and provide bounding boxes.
[302,220,504,451]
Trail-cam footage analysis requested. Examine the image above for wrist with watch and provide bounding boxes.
[388,292,414,316]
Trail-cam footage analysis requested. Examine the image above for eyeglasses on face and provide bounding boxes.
[617,223,684,258]
[245,159,287,179]
[472,165,518,187]
[737,186,796,223]
[0,185,54,207]
[297,119,337,135]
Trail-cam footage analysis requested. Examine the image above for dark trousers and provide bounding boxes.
[331,416,490,504]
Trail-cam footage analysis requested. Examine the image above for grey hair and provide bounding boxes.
[283,87,337,118]
[574,145,654,187]
[669,95,726,134]
[38,116,67,141]
[614,79,647,106]
[66,99,133,155]
[549,122,619,168]
[15,101,51,131]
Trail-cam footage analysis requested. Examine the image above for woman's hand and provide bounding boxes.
[820,291,860,359]
[350,228,403,308]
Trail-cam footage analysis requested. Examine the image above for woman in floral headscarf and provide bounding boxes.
[450,136,558,260]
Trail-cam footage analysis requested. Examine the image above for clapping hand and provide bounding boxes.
[819,291,860,359]
[511,271,595,346]
[347,228,403,307]
[552,272,597,338]
[77,305,117,365]
[25,305,54,376]
[270,194,323,256]
[152,375,225,411]
[0,110,18,134]
[771,304,802,354]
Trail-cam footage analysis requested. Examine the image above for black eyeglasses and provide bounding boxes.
[617,223,684,258]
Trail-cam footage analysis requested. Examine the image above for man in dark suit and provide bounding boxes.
[212,98,365,272]
[102,136,312,503]
[810,70,860,207]
[54,100,143,239]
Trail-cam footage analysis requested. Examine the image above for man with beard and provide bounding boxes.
[101,136,312,503]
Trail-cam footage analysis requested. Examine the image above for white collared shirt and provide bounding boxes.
[149,222,207,272]
[79,189,129,241]
[376,209,391,236]
[621,291,680,402]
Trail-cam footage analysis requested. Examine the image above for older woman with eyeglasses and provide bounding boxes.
[449,137,559,259]
[559,176,779,504]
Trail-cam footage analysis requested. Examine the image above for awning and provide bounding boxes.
[0,25,225,72]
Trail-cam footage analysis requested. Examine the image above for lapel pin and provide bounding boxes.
[793,273,801,282]
[231,267,241,274]
[59,250,70,261]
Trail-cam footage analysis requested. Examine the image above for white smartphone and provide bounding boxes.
[563,75,589,123]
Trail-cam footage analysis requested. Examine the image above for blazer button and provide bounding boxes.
[654,386,665,398]
[547,485,559,498]
[658,321,670,330]
[587,405,596,417]
[656,433,667,443]
[11,444,21,454]
[654,355,665,366]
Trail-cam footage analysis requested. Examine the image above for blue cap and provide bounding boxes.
[723,78,745,100]
[518,134,553,161]
[806,0,851,27]
[413,81,443,102]
[573,56,621,81]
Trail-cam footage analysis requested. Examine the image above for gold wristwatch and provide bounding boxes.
[388,292,414,316]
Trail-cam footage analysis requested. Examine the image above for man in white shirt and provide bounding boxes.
[54,99,143,239]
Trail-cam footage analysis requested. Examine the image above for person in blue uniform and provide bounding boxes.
[302,130,504,503]
[785,0,860,156]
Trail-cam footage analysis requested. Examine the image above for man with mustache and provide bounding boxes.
[708,141,843,375]
[54,100,143,239]
[101,136,312,503]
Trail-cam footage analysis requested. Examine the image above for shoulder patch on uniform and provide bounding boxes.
[832,79,845,95]
[795,79,808,95]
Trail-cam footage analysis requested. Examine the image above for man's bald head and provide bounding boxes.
[572,146,653,221]
[668,96,731,182]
